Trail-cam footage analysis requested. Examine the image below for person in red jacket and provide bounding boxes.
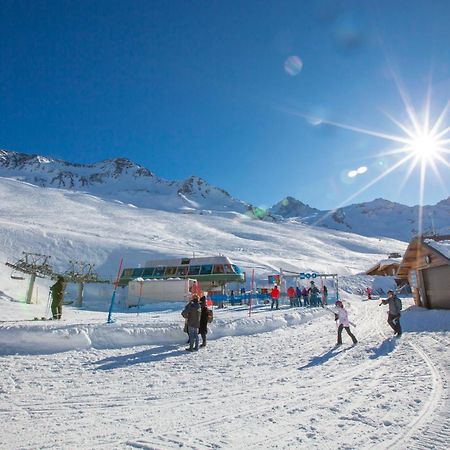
[271,285,280,310]
[287,286,296,307]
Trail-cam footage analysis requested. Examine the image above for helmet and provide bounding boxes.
[335,300,343,307]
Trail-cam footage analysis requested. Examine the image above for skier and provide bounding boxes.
[379,290,402,336]
[333,300,357,346]
[366,287,372,300]
[181,295,201,351]
[49,275,66,320]
[271,285,280,310]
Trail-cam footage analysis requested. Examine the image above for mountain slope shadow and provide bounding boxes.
[89,345,186,370]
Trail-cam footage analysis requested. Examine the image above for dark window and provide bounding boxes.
[224,264,234,274]
[181,258,190,265]
[200,264,213,275]
[154,267,165,277]
[132,268,144,277]
[142,267,155,277]
[213,264,224,274]
[122,268,133,278]
[176,266,188,276]
[188,265,201,275]
[232,264,242,274]
[165,266,177,276]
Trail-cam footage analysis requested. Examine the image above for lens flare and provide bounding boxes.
[284,56,303,76]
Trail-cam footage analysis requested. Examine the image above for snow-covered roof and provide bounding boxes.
[378,258,401,269]
[425,239,450,260]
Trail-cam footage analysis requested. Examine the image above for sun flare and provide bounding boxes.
[293,91,450,236]
[408,132,440,161]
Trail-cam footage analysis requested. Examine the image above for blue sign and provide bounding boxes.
[300,272,318,279]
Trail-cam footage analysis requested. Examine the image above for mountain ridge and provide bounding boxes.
[1,148,448,241]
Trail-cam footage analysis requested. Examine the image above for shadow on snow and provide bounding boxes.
[89,345,186,370]
[297,346,351,371]
[367,337,397,359]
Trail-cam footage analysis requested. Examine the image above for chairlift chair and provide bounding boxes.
[10,269,25,280]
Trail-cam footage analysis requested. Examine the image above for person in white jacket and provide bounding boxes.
[333,300,357,346]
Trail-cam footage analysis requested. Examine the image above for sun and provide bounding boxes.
[408,132,440,161]
[288,89,450,236]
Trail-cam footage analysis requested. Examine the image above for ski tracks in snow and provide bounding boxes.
[1,299,449,449]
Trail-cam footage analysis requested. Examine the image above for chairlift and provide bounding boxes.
[10,268,25,280]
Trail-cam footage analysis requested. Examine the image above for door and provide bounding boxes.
[421,265,450,310]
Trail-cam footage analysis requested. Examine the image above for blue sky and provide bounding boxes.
[1,0,449,210]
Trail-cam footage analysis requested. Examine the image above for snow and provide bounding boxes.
[425,239,450,259]
[1,175,449,449]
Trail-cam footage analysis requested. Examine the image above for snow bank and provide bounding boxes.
[402,305,450,332]
[0,307,327,355]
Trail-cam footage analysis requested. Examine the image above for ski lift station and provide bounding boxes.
[126,278,197,307]
[120,255,245,303]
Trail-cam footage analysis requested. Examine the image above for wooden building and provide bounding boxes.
[397,235,450,309]
[366,258,401,277]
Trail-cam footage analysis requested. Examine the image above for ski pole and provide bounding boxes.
[107,258,124,324]
[45,291,52,318]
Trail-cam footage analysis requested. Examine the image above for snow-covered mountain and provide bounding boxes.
[269,196,321,219]
[0,149,256,216]
[0,174,407,301]
[1,149,448,242]
[269,196,450,241]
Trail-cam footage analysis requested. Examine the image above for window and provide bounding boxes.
[200,264,213,275]
[181,258,190,265]
[122,268,133,278]
[142,267,155,277]
[154,267,165,277]
[132,268,144,277]
[176,266,188,276]
[213,264,224,274]
[224,264,234,274]
[165,266,177,276]
[232,264,242,274]
[188,265,201,275]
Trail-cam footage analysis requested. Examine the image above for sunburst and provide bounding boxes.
[297,90,450,236]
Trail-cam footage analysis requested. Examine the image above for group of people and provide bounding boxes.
[271,281,327,310]
[181,295,213,352]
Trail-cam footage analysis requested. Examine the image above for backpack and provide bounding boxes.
[207,309,214,323]
[396,297,403,311]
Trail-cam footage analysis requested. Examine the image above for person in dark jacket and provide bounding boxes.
[301,287,309,307]
[308,281,320,307]
[181,296,201,351]
[198,296,211,347]
[295,286,302,307]
[50,276,66,320]
[380,290,402,336]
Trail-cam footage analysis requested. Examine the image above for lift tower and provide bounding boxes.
[5,252,54,304]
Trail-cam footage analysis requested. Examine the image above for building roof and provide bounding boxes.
[365,258,401,275]
[425,239,450,260]
[397,235,450,278]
